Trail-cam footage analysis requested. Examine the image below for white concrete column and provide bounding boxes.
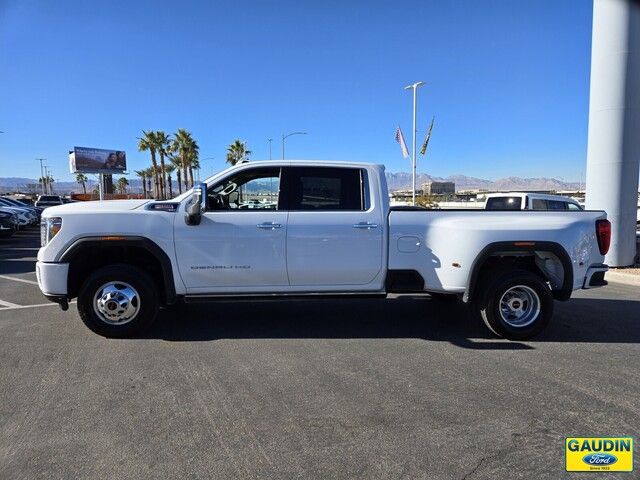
[586,0,640,266]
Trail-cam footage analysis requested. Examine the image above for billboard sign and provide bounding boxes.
[69,146,127,174]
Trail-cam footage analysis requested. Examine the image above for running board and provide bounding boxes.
[183,291,387,303]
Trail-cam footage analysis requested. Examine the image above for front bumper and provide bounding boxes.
[583,265,609,289]
[35,261,69,296]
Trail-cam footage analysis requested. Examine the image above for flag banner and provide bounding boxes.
[395,126,409,159]
[420,117,434,155]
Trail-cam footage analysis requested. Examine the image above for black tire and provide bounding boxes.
[77,264,159,338]
[476,269,553,340]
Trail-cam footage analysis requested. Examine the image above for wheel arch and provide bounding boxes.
[464,241,573,303]
[59,236,177,305]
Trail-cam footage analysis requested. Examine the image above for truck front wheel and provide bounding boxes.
[477,269,553,340]
[77,264,159,338]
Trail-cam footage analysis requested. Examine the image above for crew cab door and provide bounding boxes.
[174,166,288,292]
[281,166,384,288]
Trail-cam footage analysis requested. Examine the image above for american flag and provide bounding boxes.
[395,126,409,159]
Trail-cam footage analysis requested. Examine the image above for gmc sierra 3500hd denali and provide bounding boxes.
[36,161,611,339]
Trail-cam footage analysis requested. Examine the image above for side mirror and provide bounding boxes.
[185,182,207,226]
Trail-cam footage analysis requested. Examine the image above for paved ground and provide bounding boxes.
[0,228,639,479]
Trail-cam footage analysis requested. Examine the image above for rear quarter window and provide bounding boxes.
[485,197,522,210]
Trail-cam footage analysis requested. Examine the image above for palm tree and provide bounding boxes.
[168,153,183,195]
[135,169,148,198]
[170,129,199,190]
[75,173,88,194]
[144,167,154,196]
[116,177,129,195]
[138,130,160,198]
[226,139,251,166]
[187,149,199,188]
[46,175,55,194]
[163,164,176,198]
[155,131,171,199]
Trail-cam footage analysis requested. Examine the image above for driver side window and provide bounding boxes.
[207,167,281,211]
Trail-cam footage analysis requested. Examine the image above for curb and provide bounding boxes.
[605,271,640,287]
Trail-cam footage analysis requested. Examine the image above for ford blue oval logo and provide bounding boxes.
[582,453,617,465]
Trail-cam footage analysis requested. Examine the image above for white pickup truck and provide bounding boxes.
[37,161,611,340]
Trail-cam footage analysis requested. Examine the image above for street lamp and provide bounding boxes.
[267,138,273,160]
[282,131,307,160]
[404,81,425,205]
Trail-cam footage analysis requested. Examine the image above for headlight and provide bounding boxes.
[41,217,62,246]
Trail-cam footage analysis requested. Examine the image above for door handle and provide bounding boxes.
[353,222,378,229]
[257,222,282,229]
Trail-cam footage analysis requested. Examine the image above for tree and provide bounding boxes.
[46,175,54,194]
[75,173,88,194]
[144,167,154,196]
[226,139,250,166]
[163,164,176,198]
[116,177,129,195]
[155,131,171,199]
[138,130,160,198]
[135,169,148,198]
[170,129,199,190]
[188,149,199,188]
[415,194,440,209]
[168,153,183,195]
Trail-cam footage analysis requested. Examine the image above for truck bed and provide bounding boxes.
[388,209,607,293]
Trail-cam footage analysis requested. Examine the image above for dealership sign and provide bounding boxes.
[69,146,127,174]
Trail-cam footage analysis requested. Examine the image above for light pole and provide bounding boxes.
[36,158,46,194]
[404,81,425,205]
[282,131,307,160]
[268,138,273,160]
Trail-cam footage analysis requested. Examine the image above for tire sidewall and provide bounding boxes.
[480,270,553,340]
[77,264,158,338]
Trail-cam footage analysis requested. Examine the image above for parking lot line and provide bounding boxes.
[0,274,39,285]
[0,299,22,308]
[0,300,76,311]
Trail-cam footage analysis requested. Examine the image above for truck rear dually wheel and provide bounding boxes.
[477,269,553,340]
[77,265,158,338]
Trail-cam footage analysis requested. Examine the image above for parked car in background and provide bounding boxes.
[0,200,35,228]
[0,197,38,225]
[0,209,18,237]
[35,195,64,209]
[1,197,40,221]
[485,192,583,211]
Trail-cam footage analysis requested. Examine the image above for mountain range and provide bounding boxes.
[383,172,580,192]
[0,173,581,194]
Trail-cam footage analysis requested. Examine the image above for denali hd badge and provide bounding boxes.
[565,437,633,472]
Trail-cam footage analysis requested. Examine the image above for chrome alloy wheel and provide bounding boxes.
[93,281,141,325]
[498,285,541,328]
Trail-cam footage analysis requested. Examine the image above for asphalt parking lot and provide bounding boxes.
[0,228,638,479]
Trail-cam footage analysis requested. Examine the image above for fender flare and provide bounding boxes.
[464,241,573,303]
[59,236,177,304]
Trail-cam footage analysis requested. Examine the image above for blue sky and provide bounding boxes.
[0,0,593,182]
